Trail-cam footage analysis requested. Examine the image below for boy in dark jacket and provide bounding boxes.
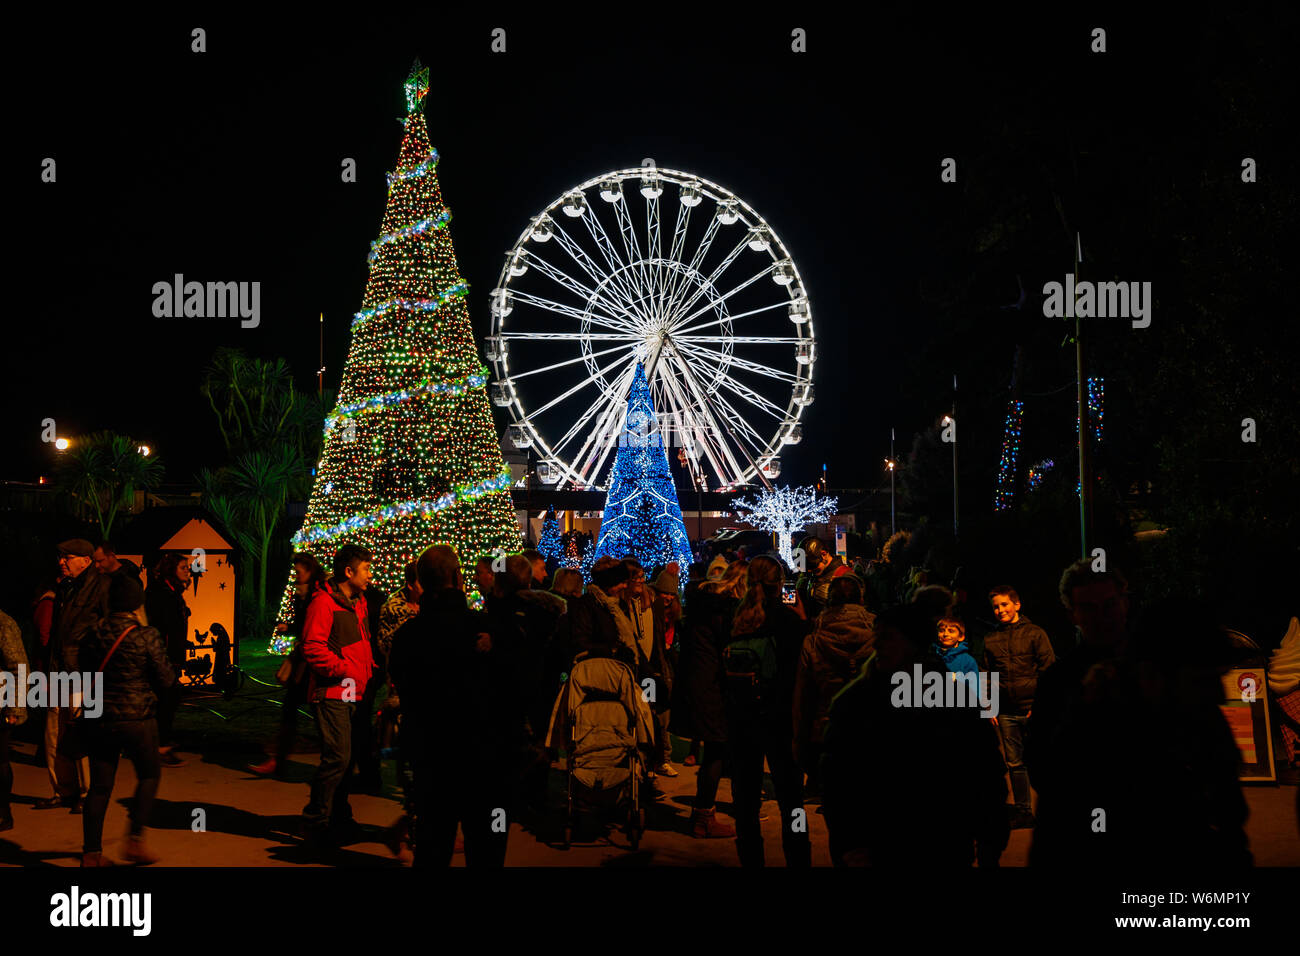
[983,586,1055,829]
[300,545,375,847]
[77,575,175,865]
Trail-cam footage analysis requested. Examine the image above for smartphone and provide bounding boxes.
[781,582,798,605]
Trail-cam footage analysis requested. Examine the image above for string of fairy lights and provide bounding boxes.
[993,375,1105,510]
[992,400,1025,512]
[270,61,521,653]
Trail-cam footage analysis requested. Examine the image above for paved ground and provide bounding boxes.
[2,740,1296,867]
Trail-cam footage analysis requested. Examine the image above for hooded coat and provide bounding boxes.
[793,603,876,767]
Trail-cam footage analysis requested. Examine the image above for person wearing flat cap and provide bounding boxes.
[36,539,108,813]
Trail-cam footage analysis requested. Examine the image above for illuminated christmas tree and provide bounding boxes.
[537,506,562,569]
[592,363,693,573]
[271,60,520,651]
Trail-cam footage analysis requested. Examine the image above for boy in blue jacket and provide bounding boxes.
[934,617,981,683]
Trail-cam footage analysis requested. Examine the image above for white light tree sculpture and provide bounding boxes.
[730,485,839,570]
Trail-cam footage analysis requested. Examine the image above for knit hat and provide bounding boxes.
[57,538,95,557]
[651,568,680,594]
[706,555,729,581]
[591,562,630,592]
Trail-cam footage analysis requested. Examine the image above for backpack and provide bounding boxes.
[723,630,779,703]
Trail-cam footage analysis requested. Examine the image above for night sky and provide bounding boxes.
[6,12,1289,493]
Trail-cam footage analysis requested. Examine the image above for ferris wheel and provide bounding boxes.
[486,165,815,492]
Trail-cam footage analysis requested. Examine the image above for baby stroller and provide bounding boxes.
[546,651,656,849]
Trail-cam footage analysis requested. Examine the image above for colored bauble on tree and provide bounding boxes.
[270,59,521,654]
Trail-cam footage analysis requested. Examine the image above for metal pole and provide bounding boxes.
[1075,232,1090,558]
[318,312,324,397]
[890,427,896,537]
[952,374,959,538]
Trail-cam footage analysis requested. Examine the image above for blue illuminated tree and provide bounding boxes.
[593,363,693,572]
[538,506,562,570]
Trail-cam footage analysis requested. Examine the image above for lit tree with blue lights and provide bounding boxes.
[592,363,693,573]
[538,506,562,569]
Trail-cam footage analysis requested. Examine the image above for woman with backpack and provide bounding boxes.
[724,555,814,866]
[78,574,176,866]
[670,559,747,838]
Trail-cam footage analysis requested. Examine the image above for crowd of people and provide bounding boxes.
[0,530,1257,869]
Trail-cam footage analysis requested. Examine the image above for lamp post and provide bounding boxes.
[885,427,896,537]
[943,380,958,538]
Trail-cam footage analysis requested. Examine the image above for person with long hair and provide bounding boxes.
[145,553,192,767]
[251,553,328,776]
[670,558,747,839]
[723,555,813,866]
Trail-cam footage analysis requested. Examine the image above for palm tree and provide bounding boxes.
[198,446,298,611]
[56,431,164,540]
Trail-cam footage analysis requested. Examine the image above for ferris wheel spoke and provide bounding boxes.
[519,254,646,332]
[508,289,639,337]
[502,340,638,380]
[657,216,725,336]
[676,344,802,385]
[675,344,791,417]
[548,220,621,296]
[646,194,664,319]
[669,265,778,330]
[521,346,638,424]
[665,201,693,301]
[549,367,633,465]
[500,332,638,341]
[609,195,651,307]
[669,300,792,337]
[664,344,749,486]
[578,207,643,310]
[571,363,639,486]
[706,387,773,455]
[674,335,803,344]
[665,234,754,326]
[655,358,734,489]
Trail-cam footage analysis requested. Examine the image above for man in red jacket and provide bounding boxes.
[300,544,375,847]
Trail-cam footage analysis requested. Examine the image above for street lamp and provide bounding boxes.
[55,438,70,451]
